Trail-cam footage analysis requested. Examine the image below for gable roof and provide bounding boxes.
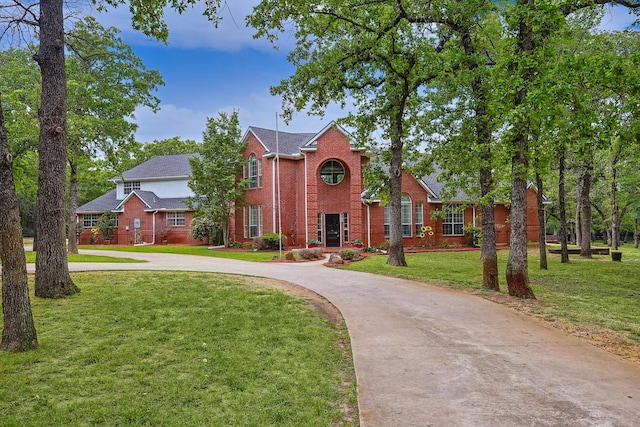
[246,126,316,156]
[245,122,363,157]
[113,190,190,211]
[77,189,120,214]
[112,153,198,182]
[77,189,190,214]
[420,168,470,203]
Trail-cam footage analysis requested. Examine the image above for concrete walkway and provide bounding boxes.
[30,251,640,426]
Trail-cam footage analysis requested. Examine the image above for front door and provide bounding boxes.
[325,214,341,247]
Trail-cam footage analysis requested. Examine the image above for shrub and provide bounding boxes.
[298,248,323,260]
[96,211,117,241]
[253,237,268,250]
[339,248,360,260]
[261,233,285,249]
[190,215,216,242]
[378,239,390,251]
[437,240,450,249]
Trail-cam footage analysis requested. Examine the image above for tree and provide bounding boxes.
[0,49,40,236]
[187,110,245,247]
[250,1,445,267]
[0,98,38,352]
[0,0,222,298]
[65,17,163,253]
[33,0,80,297]
[427,1,503,289]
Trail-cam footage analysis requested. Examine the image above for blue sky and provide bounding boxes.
[94,2,639,143]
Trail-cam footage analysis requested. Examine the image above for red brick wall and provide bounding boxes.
[304,127,366,247]
[79,197,200,246]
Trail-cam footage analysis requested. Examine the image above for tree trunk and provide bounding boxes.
[575,178,581,247]
[610,162,619,250]
[535,170,547,270]
[558,146,569,263]
[460,24,499,291]
[0,99,39,352]
[34,0,79,298]
[506,143,535,298]
[386,136,407,267]
[506,2,535,299]
[634,218,639,249]
[579,161,592,258]
[67,159,79,254]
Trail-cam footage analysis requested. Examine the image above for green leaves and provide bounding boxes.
[187,110,245,245]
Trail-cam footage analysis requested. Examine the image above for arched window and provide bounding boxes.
[320,160,345,185]
[247,154,262,188]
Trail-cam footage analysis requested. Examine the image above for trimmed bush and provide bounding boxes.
[339,248,360,261]
[260,233,285,250]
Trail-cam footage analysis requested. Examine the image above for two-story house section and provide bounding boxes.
[238,123,369,248]
[77,154,200,245]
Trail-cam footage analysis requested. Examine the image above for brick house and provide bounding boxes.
[77,122,545,248]
[236,122,545,249]
[77,154,201,245]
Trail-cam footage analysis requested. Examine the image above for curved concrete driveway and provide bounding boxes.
[48,251,640,425]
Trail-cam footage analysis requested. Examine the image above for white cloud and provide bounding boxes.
[133,104,208,142]
[134,89,357,143]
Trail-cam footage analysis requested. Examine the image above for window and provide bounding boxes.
[343,212,349,243]
[244,205,263,238]
[443,205,464,235]
[247,154,262,189]
[415,202,423,236]
[384,206,390,237]
[401,194,412,237]
[124,181,140,195]
[83,213,100,228]
[384,194,412,237]
[250,205,262,238]
[317,213,323,242]
[320,160,345,185]
[167,212,186,226]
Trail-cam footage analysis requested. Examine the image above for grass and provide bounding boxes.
[80,244,279,262]
[22,252,142,264]
[0,272,356,426]
[343,246,640,349]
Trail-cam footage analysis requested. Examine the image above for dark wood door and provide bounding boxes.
[325,214,341,247]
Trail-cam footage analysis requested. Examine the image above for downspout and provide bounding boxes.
[304,152,309,245]
[472,205,476,227]
[362,200,371,247]
[272,157,277,233]
[151,210,159,244]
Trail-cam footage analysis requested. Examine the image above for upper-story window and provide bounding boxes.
[320,160,345,185]
[124,181,140,195]
[247,154,262,189]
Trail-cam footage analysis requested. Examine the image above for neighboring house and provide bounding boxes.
[77,154,200,245]
[78,122,546,248]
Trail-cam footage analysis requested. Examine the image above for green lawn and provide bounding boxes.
[344,246,640,347]
[0,272,356,426]
[23,252,143,264]
[80,244,278,262]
